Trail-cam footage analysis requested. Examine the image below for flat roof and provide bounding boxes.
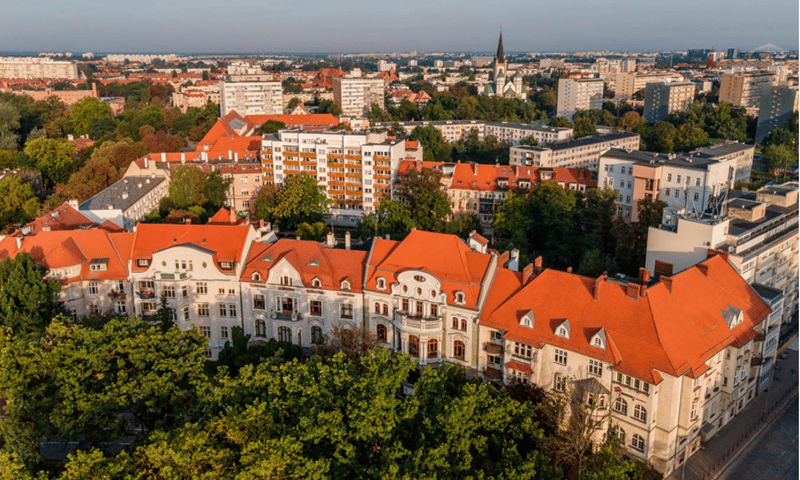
[80,175,166,212]
[602,148,719,170]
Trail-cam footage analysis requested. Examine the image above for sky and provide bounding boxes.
[1,0,797,54]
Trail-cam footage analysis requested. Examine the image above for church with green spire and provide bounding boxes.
[484,31,527,100]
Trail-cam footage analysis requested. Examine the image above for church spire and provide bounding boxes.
[496,31,505,64]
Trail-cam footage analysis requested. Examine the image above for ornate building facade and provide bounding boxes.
[483,32,527,100]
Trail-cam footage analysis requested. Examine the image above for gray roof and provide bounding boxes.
[80,176,166,212]
[514,132,640,153]
[603,148,719,170]
[692,142,753,157]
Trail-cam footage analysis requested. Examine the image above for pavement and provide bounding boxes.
[667,344,799,480]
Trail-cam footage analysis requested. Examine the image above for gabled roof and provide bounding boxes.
[25,202,97,234]
[479,255,770,384]
[130,223,252,272]
[365,230,493,310]
[207,208,249,225]
[449,163,596,192]
[240,239,367,292]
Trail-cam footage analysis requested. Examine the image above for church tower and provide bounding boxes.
[493,31,507,80]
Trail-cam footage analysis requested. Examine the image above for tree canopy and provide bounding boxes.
[253,173,329,230]
[0,253,62,335]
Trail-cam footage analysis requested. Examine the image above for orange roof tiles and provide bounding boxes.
[208,208,249,225]
[240,239,367,292]
[247,113,338,130]
[450,163,595,192]
[25,202,97,235]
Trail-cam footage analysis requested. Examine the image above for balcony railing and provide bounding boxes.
[484,342,504,355]
[269,310,301,322]
[394,311,441,331]
[135,291,155,299]
[484,367,503,381]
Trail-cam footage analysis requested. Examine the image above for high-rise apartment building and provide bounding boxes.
[755,85,799,144]
[333,72,385,117]
[0,57,79,79]
[719,72,776,109]
[615,72,685,98]
[643,82,696,122]
[556,77,604,121]
[219,78,283,116]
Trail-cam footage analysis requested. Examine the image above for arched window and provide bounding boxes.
[633,405,647,423]
[255,320,266,337]
[311,326,323,344]
[452,318,459,329]
[377,324,387,343]
[460,319,467,331]
[631,434,645,452]
[377,277,386,289]
[278,326,292,343]
[428,339,438,358]
[312,278,322,288]
[382,304,388,315]
[611,425,625,444]
[455,292,465,304]
[453,341,465,360]
[251,271,261,282]
[374,302,381,314]
[409,336,419,357]
[614,397,628,415]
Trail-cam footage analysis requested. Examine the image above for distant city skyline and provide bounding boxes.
[2,0,797,54]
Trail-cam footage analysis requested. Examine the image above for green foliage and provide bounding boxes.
[317,99,342,116]
[574,117,598,138]
[261,119,286,134]
[295,221,328,241]
[665,100,749,143]
[53,140,136,202]
[0,253,62,335]
[612,197,668,275]
[0,101,21,149]
[164,166,232,213]
[395,167,452,232]
[0,176,40,230]
[213,326,302,377]
[23,137,77,184]
[762,143,795,175]
[255,173,328,230]
[70,97,113,136]
[409,125,451,162]
[451,128,512,164]
[355,198,417,240]
[549,117,573,128]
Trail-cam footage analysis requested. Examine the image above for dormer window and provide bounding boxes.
[555,319,571,339]
[312,278,322,288]
[218,261,233,270]
[376,277,386,290]
[590,328,607,349]
[308,258,319,267]
[341,280,351,291]
[136,259,151,267]
[89,258,109,272]
[519,310,534,329]
[251,272,262,282]
[454,291,465,304]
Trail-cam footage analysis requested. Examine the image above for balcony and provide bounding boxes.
[484,367,503,381]
[394,311,442,333]
[484,342,504,355]
[159,272,190,280]
[135,291,155,299]
[269,310,302,322]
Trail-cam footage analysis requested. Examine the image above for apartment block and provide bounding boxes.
[219,78,283,116]
[615,72,685,98]
[646,182,798,326]
[371,120,573,145]
[0,57,79,79]
[333,74,385,117]
[556,77,604,121]
[719,72,776,109]
[79,175,168,230]
[510,132,641,171]
[643,82,696,123]
[598,143,754,221]
[261,130,415,226]
[755,85,799,144]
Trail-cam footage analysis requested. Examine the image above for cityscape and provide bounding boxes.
[0,2,797,479]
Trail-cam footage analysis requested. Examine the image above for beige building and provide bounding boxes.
[220,78,283,116]
[372,120,573,145]
[510,131,641,171]
[556,77,604,121]
[615,72,685,98]
[333,72,385,117]
[643,82,696,123]
[0,57,79,79]
[719,72,776,109]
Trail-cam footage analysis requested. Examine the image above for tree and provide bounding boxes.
[315,325,380,364]
[261,119,286,134]
[318,100,342,116]
[23,137,77,184]
[0,176,40,230]
[295,221,328,241]
[395,167,452,232]
[574,117,598,138]
[86,116,117,140]
[256,173,329,230]
[549,117,573,128]
[612,197,667,275]
[762,143,795,176]
[214,326,302,377]
[409,125,451,162]
[287,97,301,110]
[0,100,21,149]
[644,121,677,153]
[618,111,644,132]
[164,166,232,212]
[355,199,417,240]
[0,252,62,335]
[675,124,711,151]
[520,135,539,146]
[632,89,645,101]
[70,97,113,136]
[252,183,280,222]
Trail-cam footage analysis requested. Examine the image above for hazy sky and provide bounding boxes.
[1,0,797,54]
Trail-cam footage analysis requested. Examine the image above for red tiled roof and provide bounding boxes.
[505,361,534,374]
[450,163,595,192]
[248,113,338,130]
[208,208,249,225]
[26,202,97,234]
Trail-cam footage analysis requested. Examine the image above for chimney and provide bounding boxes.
[15,236,22,250]
[534,255,543,272]
[160,152,166,162]
[143,156,149,169]
[91,81,97,97]
[228,150,233,159]
[345,231,351,250]
[326,231,335,247]
[661,276,673,293]
[522,263,535,283]
[567,266,573,273]
[707,248,729,262]
[508,248,520,272]
[497,251,509,267]
[638,267,650,286]
[473,163,478,175]
[230,209,237,224]
[185,218,191,224]
[697,263,709,276]
[653,260,674,280]
[593,274,607,300]
[626,282,640,299]
[296,235,301,240]
[181,152,186,164]
[234,152,238,162]
[385,234,390,240]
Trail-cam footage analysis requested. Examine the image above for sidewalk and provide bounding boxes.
[668,346,799,480]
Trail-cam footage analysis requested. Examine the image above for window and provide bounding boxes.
[554,349,568,366]
[633,405,647,423]
[281,276,292,286]
[631,434,645,452]
[87,281,99,296]
[428,339,438,358]
[255,319,266,337]
[667,173,672,182]
[251,272,261,283]
[588,359,603,377]
[310,300,322,316]
[453,341,465,360]
[280,297,294,313]
[674,189,679,198]
[229,304,236,317]
[196,282,207,294]
[490,330,502,341]
[409,336,419,357]
[312,326,323,344]
[665,188,671,197]
[415,301,423,316]
[340,303,353,319]
[382,304,388,315]
[198,304,209,316]
[614,397,628,414]
[554,374,567,392]
[183,306,189,321]
[690,402,697,420]
[612,425,625,444]
[278,326,292,343]
[374,302,381,314]
[219,304,227,317]
[341,280,350,291]
[200,326,211,339]
[430,304,438,318]
[253,294,265,309]
[204,349,212,359]
[401,299,409,311]
[455,292,465,304]
[676,175,681,183]
[312,278,322,288]
[693,192,699,202]
[452,318,459,329]
[377,324,387,343]
[221,326,228,340]
[136,259,151,267]
[514,342,532,358]
[116,300,127,315]
[163,286,175,298]
[696,178,701,186]
[182,285,188,298]
[117,280,125,293]
[377,277,386,289]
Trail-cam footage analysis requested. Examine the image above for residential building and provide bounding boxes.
[719,72,776,109]
[261,130,416,226]
[643,82,696,123]
[240,238,367,347]
[646,182,798,325]
[510,132,641,171]
[371,120,573,145]
[24,201,98,234]
[333,72,385,117]
[615,72,685,98]
[599,144,754,221]
[79,175,168,230]
[556,77,604,121]
[755,85,799,144]
[0,57,79,79]
[129,223,258,359]
[9,83,98,105]
[219,78,283,116]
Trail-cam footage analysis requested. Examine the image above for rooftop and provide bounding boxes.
[80,176,166,212]
[516,131,640,152]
